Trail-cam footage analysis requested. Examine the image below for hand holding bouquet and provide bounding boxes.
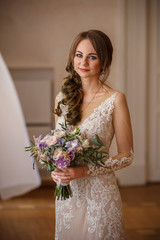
[25,121,108,200]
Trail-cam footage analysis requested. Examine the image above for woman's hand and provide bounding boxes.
[51,165,88,184]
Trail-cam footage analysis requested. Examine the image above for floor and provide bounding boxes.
[0,183,160,240]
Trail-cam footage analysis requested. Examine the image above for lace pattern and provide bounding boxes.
[55,91,130,240]
[87,149,134,176]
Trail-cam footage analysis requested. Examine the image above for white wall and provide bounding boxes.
[1,0,159,184]
[0,0,123,95]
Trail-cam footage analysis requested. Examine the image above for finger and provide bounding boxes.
[59,178,71,183]
[59,176,71,180]
[51,174,58,181]
[59,175,72,182]
[51,172,61,180]
[53,172,71,178]
[51,171,63,177]
[52,176,70,184]
[53,172,71,180]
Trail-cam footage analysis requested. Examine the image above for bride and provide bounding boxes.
[51,30,134,240]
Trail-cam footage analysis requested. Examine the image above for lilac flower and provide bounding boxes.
[66,128,72,133]
[35,134,42,142]
[57,138,65,146]
[65,139,78,152]
[55,156,71,169]
[34,134,43,145]
[37,141,48,149]
[55,150,75,168]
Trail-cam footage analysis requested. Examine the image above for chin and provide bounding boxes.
[77,72,90,78]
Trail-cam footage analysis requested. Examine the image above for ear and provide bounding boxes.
[100,68,105,74]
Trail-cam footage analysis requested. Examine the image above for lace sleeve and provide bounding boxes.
[87,149,134,176]
[86,92,134,177]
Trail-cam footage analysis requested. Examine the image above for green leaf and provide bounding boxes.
[33,159,35,169]
[95,134,105,146]
[59,120,68,130]
[92,138,99,146]
[74,127,80,135]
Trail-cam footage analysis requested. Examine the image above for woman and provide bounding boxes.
[51,30,134,240]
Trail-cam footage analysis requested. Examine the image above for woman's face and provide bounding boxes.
[73,39,102,80]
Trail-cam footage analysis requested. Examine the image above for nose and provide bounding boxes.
[81,56,88,66]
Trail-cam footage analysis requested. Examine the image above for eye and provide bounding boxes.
[89,55,97,60]
[75,53,83,58]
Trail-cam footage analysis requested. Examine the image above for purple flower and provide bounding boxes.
[57,138,65,145]
[35,134,42,142]
[55,156,71,169]
[65,139,78,152]
[55,150,75,168]
[37,141,48,149]
[66,128,72,133]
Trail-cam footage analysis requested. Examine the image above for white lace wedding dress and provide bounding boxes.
[55,92,133,240]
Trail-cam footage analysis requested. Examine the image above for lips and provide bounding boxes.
[79,68,90,72]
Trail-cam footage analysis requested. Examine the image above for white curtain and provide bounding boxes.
[0,53,41,200]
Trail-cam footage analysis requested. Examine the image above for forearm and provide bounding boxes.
[86,149,134,177]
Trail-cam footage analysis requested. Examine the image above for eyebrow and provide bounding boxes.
[76,50,98,55]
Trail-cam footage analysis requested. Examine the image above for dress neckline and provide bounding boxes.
[74,92,118,129]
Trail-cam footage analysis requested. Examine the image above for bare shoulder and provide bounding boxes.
[114,91,127,106]
[113,91,130,117]
[101,84,124,100]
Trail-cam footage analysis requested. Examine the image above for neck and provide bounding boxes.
[81,77,101,95]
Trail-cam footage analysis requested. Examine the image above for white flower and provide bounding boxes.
[53,148,63,160]
[43,135,58,146]
[54,130,66,139]
[72,127,79,134]
[82,139,89,149]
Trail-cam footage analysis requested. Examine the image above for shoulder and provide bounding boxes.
[103,87,128,113]
[112,91,130,117]
[114,91,127,107]
[101,84,125,102]
[103,85,127,106]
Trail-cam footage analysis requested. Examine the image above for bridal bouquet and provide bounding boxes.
[25,122,108,200]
